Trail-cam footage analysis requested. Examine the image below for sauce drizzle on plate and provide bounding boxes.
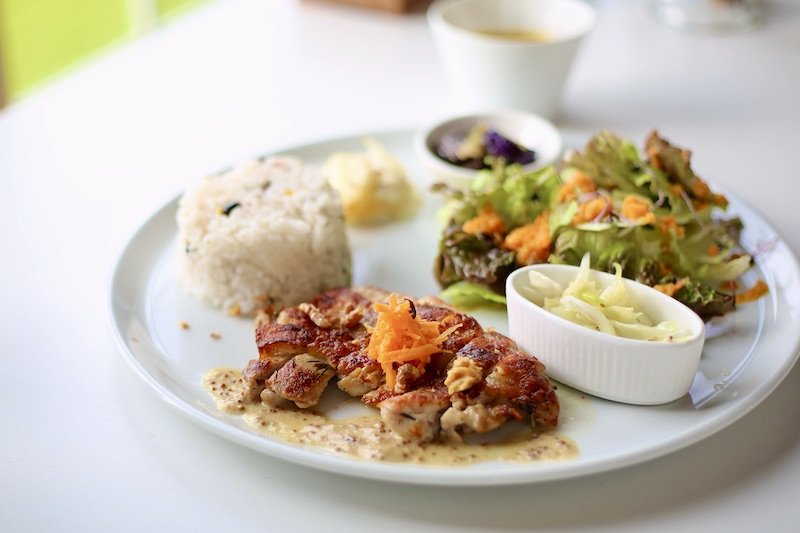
[204,368,578,465]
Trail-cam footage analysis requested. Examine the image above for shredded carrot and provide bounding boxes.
[503,211,552,265]
[462,204,505,236]
[656,215,686,239]
[367,294,460,390]
[736,279,769,304]
[572,197,612,225]
[620,195,656,224]
[653,277,688,298]
[556,171,596,202]
[708,243,720,257]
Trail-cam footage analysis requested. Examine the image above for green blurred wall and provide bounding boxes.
[157,0,199,18]
[0,0,202,105]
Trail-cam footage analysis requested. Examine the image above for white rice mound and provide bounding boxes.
[176,156,352,315]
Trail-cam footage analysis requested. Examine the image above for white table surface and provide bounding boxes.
[2,0,799,530]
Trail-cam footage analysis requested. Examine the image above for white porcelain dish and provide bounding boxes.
[507,264,706,405]
[428,0,596,116]
[413,110,563,187]
[109,129,800,486]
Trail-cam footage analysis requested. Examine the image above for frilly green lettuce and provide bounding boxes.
[439,281,507,307]
[433,130,756,318]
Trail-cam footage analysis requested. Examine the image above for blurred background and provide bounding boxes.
[0,0,209,107]
[0,0,443,108]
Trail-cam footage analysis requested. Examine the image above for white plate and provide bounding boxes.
[109,130,800,486]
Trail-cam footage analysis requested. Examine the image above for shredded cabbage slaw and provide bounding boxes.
[520,254,689,342]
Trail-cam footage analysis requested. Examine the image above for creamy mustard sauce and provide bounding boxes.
[203,368,578,465]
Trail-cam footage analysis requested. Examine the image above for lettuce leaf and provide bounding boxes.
[549,225,661,278]
[464,162,560,229]
[563,131,651,195]
[670,277,736,319]
[434,224,515,294]
[439,281,507,307]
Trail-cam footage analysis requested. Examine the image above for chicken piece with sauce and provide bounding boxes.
[239,287,559,443]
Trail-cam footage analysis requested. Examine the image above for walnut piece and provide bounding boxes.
[445,356,482,395]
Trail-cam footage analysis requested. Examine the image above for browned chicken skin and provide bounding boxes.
[240,286,559,442]
[447,332,560,431]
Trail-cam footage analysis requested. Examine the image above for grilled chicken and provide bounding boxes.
[266,354,335,408]
[378,386,451,442]
[439,331,560,440]
[246,287,384,404]
[240,286,559,442]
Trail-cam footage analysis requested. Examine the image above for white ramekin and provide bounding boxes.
[506,264,706,405]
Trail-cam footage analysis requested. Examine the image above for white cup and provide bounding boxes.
[428,0,596,119]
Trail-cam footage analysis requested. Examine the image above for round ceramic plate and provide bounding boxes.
[109,130,800,486]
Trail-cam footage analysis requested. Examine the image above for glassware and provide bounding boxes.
[651,0,763,34]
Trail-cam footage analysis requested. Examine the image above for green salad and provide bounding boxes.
[434,130,760,320]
